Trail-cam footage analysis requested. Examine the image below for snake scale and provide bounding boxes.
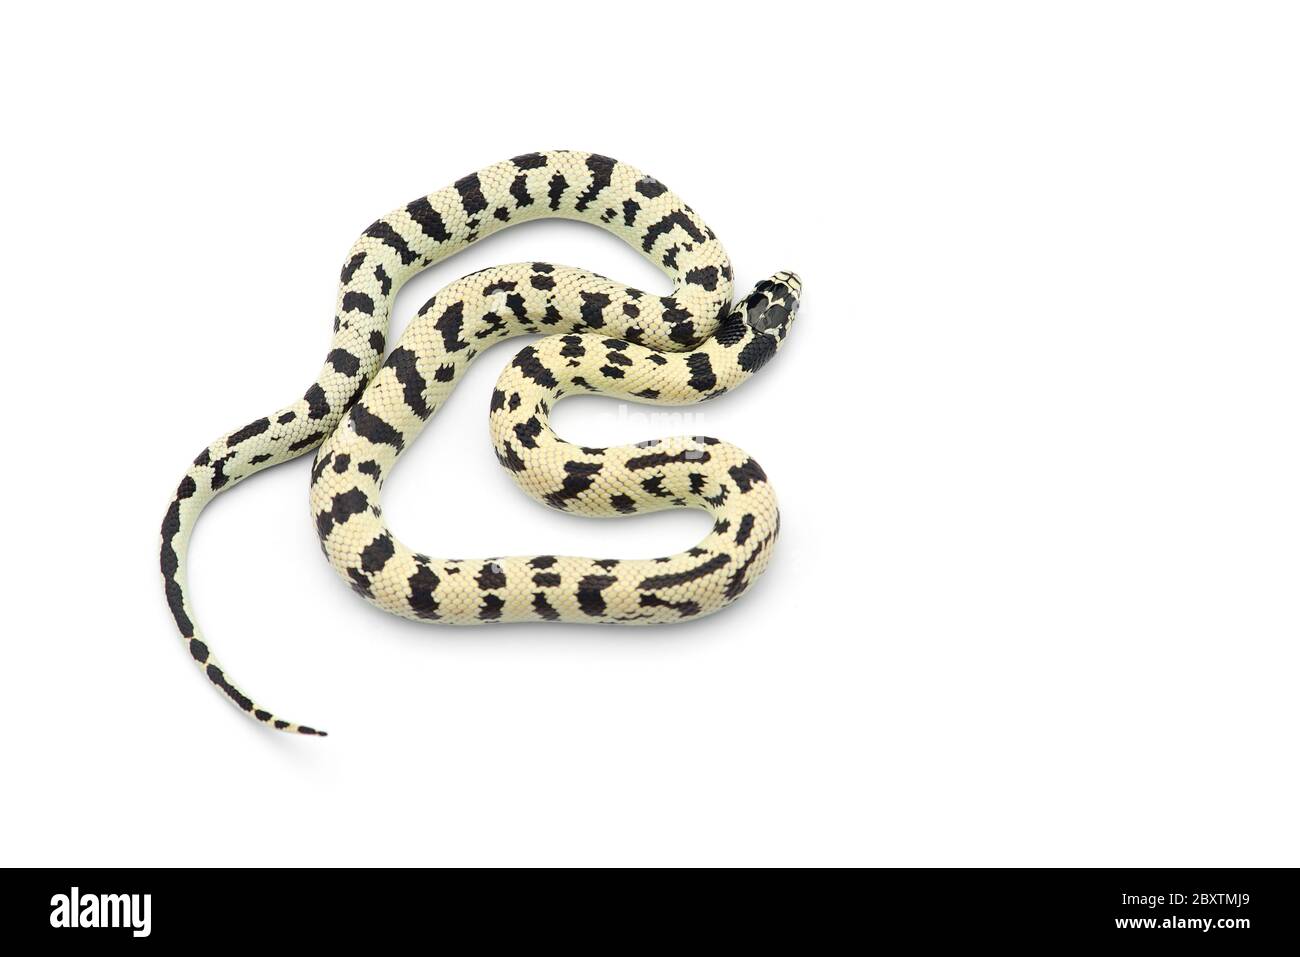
[160,151,801,735]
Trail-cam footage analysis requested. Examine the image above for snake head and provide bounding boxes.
[722,271,801,375]
[743,271,801,342]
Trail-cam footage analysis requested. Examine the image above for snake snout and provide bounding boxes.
[742,270,801,341]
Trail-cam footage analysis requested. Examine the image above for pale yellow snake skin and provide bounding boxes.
[161,151,800,735]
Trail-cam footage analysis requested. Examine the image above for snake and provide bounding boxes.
[160,151,801,736]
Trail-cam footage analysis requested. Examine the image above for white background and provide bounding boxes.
[2,1,1297,867]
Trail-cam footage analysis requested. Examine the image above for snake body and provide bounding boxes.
[161,151,800,735]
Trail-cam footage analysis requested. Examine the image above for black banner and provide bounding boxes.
[3,868,1294,946]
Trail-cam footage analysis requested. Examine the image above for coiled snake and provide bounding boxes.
[160,151,801,735]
